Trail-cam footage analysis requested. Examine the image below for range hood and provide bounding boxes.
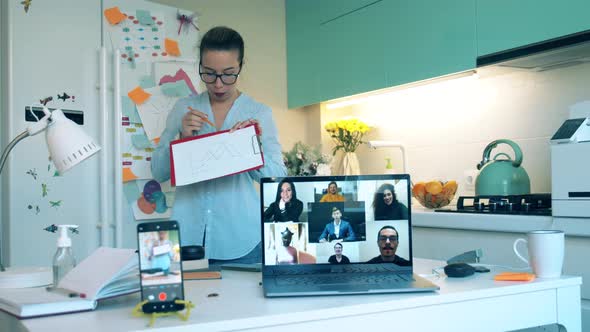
[477,30,590,71]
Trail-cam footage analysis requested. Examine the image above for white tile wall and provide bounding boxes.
[321,62,590,197]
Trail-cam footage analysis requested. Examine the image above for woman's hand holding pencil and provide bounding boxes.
[181,106,216,137]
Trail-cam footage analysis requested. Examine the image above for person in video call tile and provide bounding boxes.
[318,207,356,243]
[264,179,303,222]
[276,227,298,264]
[148,231,174,275]
[372,183,409,220]
[367,226,411,266]
[320,181,346,202]
[328,242,350,264]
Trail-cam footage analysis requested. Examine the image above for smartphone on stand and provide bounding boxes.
[137,221,185,313]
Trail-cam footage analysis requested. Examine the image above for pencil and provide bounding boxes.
[188,106,215,128]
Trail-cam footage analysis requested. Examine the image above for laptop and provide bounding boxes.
[260,174,439,297]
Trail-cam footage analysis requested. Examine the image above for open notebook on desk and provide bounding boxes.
[0,247,139,319]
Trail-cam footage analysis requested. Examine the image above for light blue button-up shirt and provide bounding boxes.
[152,92,286,260]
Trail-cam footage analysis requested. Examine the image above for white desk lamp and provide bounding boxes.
[367,140,407,173]
[0,106,101,288]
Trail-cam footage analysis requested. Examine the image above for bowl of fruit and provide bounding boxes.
[412,180,458,209]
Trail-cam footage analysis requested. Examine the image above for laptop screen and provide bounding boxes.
[261,174,413,270]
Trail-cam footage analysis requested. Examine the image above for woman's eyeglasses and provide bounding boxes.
[198,65,241,85]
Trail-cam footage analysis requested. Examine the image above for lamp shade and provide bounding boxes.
[45,109,101,174]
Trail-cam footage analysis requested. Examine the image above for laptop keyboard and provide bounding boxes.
[275,273,414,286]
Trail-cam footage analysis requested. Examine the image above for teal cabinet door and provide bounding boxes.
[286,0,477,107]
[383,0,476,88]
[286,0,322,108]
[477,0,590,56]
[317,0,389,102]
[315,0,383,24]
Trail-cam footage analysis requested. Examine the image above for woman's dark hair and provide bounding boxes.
[372,183,397,210]
[275,179,297,203]
[199,26,244,65]
[328,181,338,189]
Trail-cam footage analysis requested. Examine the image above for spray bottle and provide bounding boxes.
[51,225,78,287]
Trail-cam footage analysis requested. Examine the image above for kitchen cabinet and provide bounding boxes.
[316,0,389,103]
[286,0,476,108]
[286,0,322,108]
[383,0,476,89]
[477,0,590,56]
[315,0,382,24]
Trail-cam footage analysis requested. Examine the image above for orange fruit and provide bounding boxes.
[412,182,426,196]
[442,180,458,195]
[425,181,443,195]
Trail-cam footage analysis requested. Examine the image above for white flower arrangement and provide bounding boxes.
[283,142,331,176]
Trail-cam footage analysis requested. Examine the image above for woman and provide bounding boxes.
[372,183,408,220]
[264,179,303,222]
[152,26,286,264]
[328,242,350,264]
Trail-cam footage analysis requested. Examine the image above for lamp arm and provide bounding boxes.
[0,130,30,272]
[0,130,30,176]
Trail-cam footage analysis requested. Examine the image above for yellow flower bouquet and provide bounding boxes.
[324,118,371,155]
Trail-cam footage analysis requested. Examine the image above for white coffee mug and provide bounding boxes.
[513,230,564,279]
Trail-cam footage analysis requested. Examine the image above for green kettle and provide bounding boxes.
[475,139,531,196]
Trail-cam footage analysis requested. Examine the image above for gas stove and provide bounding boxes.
[435,193,552,216]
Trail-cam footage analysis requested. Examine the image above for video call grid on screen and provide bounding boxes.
[261,175,412,266]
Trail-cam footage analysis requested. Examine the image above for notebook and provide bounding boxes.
[0,247,139,318]
[261,174,439,297]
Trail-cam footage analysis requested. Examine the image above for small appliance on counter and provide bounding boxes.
[550,117,590,219]
[435,193,551,216]
[475,139,531,196]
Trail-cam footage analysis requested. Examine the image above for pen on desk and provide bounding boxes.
[46,286,87,298]
[188,106,215,130]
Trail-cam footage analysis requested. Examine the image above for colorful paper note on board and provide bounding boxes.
[139,75,156,89]
[161,81,192,97]
[128,86,151,105]
[121,96,142,123]
[136,9,154,26]
[123,168,139,182]
[121,121,153,182]
[164,38,181,56]
[104,7,126,25]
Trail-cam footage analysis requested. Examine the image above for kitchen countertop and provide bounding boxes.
[412,205,590,237]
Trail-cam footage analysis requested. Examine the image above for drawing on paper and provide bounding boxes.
[135,86,182,140]
[189,140,243,176]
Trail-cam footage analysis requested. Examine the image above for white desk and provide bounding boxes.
[1,259,582,332]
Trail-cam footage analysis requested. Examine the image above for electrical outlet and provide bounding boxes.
[463,169,479,192]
